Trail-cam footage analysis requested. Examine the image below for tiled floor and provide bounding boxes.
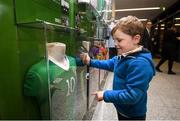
[92,59,180,120]
[147,59,180,120]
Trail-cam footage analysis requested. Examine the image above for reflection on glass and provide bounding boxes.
[24,57,50,119]
[89,40,107,60]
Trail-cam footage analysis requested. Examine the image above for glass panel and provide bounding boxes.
[15,0,105,119]
[19,24,50,119]
[44,23,88,120]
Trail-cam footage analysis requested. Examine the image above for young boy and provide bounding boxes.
[80,16,155,120]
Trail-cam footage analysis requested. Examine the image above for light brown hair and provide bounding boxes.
[111,16,144,37]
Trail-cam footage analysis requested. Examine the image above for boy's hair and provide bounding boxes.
[111,16,144,37]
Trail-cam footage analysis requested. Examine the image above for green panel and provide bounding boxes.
[69,0,75,28]
[0,0,20,118]
[0,0,42,119]
[15,0,61,23]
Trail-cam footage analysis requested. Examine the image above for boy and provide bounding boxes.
[80,16,155,120]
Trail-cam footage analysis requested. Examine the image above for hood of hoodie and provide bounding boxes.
[127,48,156,76]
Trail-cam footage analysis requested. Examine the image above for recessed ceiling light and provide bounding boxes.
[175,24,180,26]
[175,18,180,20]
[115,7,161,12]
[101,7,161,12]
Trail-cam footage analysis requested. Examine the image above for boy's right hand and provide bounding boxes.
[91,91,104,101]
[80,53,90,65]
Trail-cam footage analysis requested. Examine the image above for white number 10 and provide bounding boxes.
[66,77,76,96]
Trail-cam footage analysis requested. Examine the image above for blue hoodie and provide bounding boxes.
[90,49,155,117]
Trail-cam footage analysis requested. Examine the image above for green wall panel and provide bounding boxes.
[0,0,41,119]
[15,0,60,23]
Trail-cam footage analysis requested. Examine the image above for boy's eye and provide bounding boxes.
[115,39,122,42]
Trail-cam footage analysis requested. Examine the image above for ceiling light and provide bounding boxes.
[101,7,160,13]
[105,18,148,22]
[162,7,166,11]
[115,7,161,12]
[139,19,147,21]
[78,0,90,3]
[175,18,180,20]
[175,24,180,26]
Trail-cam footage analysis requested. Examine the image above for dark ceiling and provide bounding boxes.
[114,0,179,21]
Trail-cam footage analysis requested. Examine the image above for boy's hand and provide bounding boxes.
[80,53,90,65]
[92,91,104,101]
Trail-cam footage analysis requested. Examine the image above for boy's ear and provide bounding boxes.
[133,34,141,44]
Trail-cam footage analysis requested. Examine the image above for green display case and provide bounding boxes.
[0,0,109,119]
[19,18,88,119]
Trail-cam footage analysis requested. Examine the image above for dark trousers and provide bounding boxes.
[117,112,146,120]
[156,57,174,72]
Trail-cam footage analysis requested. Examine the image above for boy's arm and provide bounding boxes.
[80,53,116,71]
[103,59,154,104]
[90,58,115,71]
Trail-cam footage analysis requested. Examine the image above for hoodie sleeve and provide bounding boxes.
[90,56,117,71]
[103,59,154,104]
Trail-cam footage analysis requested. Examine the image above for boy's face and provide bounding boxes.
[113,29,140,55]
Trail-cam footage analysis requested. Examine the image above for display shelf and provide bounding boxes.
[16,19,79,32]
